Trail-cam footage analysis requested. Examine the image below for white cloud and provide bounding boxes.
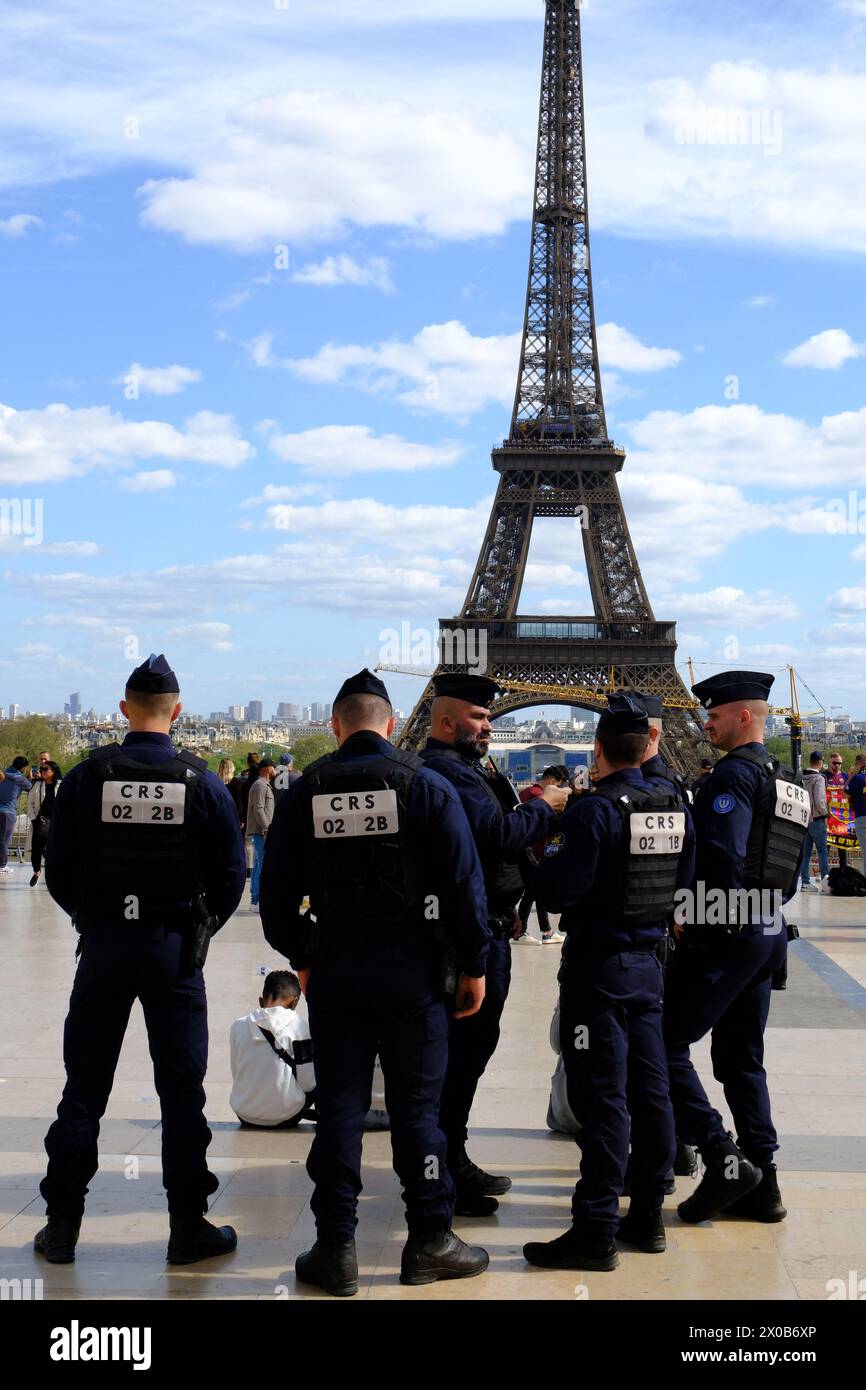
[746,293,777,309]
[672,586,799,626]
[0,536,99,555]
[596,323,681,372]
[783,329,865,370]
[265,425,462,476]
[240,482,330,508]
[624,402,866,490]
[0,213,42,237]
[167,621,233,652]
[120,362,202,394]
[262,496,491,558]
[827,586,866,612]
[292,255,394,293]
[244,332,277,368]
[0,402,253,483]
[139,91,531,250]
[119,469,177,491]
[287,320,520,419]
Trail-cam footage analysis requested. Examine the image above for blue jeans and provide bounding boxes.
[0,807,16,868]
[801,818,829,883]
[250,833,266,903]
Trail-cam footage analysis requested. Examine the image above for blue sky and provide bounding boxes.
[3,0,866,720]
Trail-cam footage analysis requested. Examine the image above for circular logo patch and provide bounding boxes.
[713,794,735,815]
[544,833,565,858]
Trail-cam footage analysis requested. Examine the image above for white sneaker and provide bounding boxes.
[0,865,13,876]
[800,882,817,893]
[819,875,833,895]
[542,931,565,944]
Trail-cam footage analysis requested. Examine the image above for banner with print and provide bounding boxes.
[827,784,857,851]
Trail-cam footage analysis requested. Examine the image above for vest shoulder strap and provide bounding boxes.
[726,746,778,775]
[88,743,123,763]
[176,749,208,773]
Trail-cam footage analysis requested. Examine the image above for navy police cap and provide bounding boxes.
[691,670,774,710]
[631,691,663,718]
[431,672,502,708]
[126,653,179,695]
[333,668,391,706]
[597,692,650,737]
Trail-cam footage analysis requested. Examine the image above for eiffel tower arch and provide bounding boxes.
[398,0,707,776]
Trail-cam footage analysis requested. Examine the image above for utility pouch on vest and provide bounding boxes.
[594,781,686,923]
[303,748,426,929]
[728,748,809,894]
[80,745,206,925]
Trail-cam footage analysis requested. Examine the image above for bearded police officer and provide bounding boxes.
[663,671,808,1225]
[525,694,695,1270]
[419,672,570,1216]
[37,654,246,1265]
[259,670,492,1296]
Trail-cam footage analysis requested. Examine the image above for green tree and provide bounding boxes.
[0,717,71,775]
[291,733,337,769]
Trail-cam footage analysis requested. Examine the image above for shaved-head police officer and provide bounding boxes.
[260,669,492,1295]
[524,695,695,1270]
[419,672,570,1215]
[663,671,808,1225]
[37,654,246,1265]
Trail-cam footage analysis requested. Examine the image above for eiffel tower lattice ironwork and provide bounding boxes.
[398,0,706,775]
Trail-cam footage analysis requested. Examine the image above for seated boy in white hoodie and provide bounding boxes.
[230,970,316,1127]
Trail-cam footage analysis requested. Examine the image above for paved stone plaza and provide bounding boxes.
[1,871,864,1302]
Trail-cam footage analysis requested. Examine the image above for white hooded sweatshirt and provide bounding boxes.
[229,1005,315,1126]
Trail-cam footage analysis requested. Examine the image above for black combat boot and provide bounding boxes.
[400,1230,489,1285]
[451,1149,512,1195]
[623,1154,675,1197]
[295,1238,359,1297]
[617,1200,666,1253]
[523,1226,619,1271]
[677,1134,762,1224]
[166,1214,238,1265]
[34,1216,81,1264]
[673,1139,699,1178]
[725,1163,787,1223]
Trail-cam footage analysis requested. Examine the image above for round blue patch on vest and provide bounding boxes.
[713,793,735,815]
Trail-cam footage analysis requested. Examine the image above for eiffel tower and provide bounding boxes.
[398,0,706,775]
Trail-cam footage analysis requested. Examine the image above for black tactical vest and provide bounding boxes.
[594,779,687,922]
[79,745,206,923]
[726,747,809,893]
[303,747,426,929]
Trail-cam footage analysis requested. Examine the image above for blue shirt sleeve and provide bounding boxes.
[198,772,247,927]
[694,759,759,892]
[536,798,607,912]
[423,753,556,859]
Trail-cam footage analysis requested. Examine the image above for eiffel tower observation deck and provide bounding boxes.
[398,0,706,774]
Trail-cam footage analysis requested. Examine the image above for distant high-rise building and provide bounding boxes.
[8,703,20,720]
[247,700,264,723]
[277,703,303,721]
[229,705,246,721]
[64,692,81,718]
[311,702,332,723]
[302,706,312,722]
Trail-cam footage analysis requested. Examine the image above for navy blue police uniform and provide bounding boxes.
[259,670,492,1294]
[662,670,808,1224]
[419,672,556,1212]
[525,695,696,1269]
[38,655,246,1265]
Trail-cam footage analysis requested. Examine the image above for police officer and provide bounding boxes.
[663,670,807,1225]
[36,654,246,1265]
[419,672,570,1215]
[524,694,695,1270]
[634,690,699,1183]
[259,669,492,1296]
